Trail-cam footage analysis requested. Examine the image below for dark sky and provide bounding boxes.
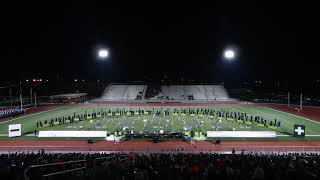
[1,2,319,87]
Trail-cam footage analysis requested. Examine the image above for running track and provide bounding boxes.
[1,141,320,153]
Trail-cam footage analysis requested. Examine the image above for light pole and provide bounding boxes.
[34,91,37,107]
[20,85,23,110]
[97,48,109,81]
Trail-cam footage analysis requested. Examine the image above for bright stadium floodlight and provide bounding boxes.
[96,46,110,82]
[224,49,235,60]
[98,49,109,59]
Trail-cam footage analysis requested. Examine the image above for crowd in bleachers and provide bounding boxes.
[1,151,320,180]
[0,107,25,119]
[145,85,162,99]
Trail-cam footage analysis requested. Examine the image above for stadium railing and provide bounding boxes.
[41,167,87,180]
[93,155,116,168]
[24,159,87,180]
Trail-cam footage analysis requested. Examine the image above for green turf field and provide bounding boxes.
[1,106,320,141]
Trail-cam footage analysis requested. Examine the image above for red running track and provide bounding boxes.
[1,140,320,153]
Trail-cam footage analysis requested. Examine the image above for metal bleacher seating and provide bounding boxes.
[101,84,231,102]
[162,85,185,100]
[101,85,147,100]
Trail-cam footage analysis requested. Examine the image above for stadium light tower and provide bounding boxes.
[97,47,110,84]
[98,48,109,60]
[223,49,236,60]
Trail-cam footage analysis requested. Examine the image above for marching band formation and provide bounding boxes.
[36,108,281,138]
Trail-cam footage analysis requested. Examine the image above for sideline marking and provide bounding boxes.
[277,134,320,137]
[0,107,64,125]
[264,107,320,125]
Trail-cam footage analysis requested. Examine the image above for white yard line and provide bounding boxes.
[0,107,65,125]
[277,134,320,137]
[142,119,147,131]
[259,103,320,109]
[198,119,206,132]
[157,116,162,130]
[264,107,320,125]
[0,134,36,137]
[150,114,155,127]
[130,117,136,129]
[264,107,320,135]
[171,116,174,132]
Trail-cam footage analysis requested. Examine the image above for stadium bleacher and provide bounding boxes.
[162,85,185,100]
[122,85,147,100]
[101,85,147,100]
[101,85,128,100]
[186,85,208,100]
[204,85,229,100]
[101,84,231,102]
[145,85,162,99]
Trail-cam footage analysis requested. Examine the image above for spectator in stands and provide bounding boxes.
[1,152,320,180]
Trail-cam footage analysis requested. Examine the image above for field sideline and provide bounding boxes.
[1,104,320,141]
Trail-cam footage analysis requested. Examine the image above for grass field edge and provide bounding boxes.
[0,107,65,125]
[264,107,320,125]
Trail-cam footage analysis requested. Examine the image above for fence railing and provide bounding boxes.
[93,155,115,168]
[24,159,87,180]
[93,154,130,165]
[42,167,87,180]
[22,155,131,180]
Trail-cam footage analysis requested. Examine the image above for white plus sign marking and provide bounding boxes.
[295,126,305,135]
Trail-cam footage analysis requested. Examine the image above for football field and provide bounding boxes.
[1,105,320,141]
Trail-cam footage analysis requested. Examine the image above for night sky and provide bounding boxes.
[1,2,319,87]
